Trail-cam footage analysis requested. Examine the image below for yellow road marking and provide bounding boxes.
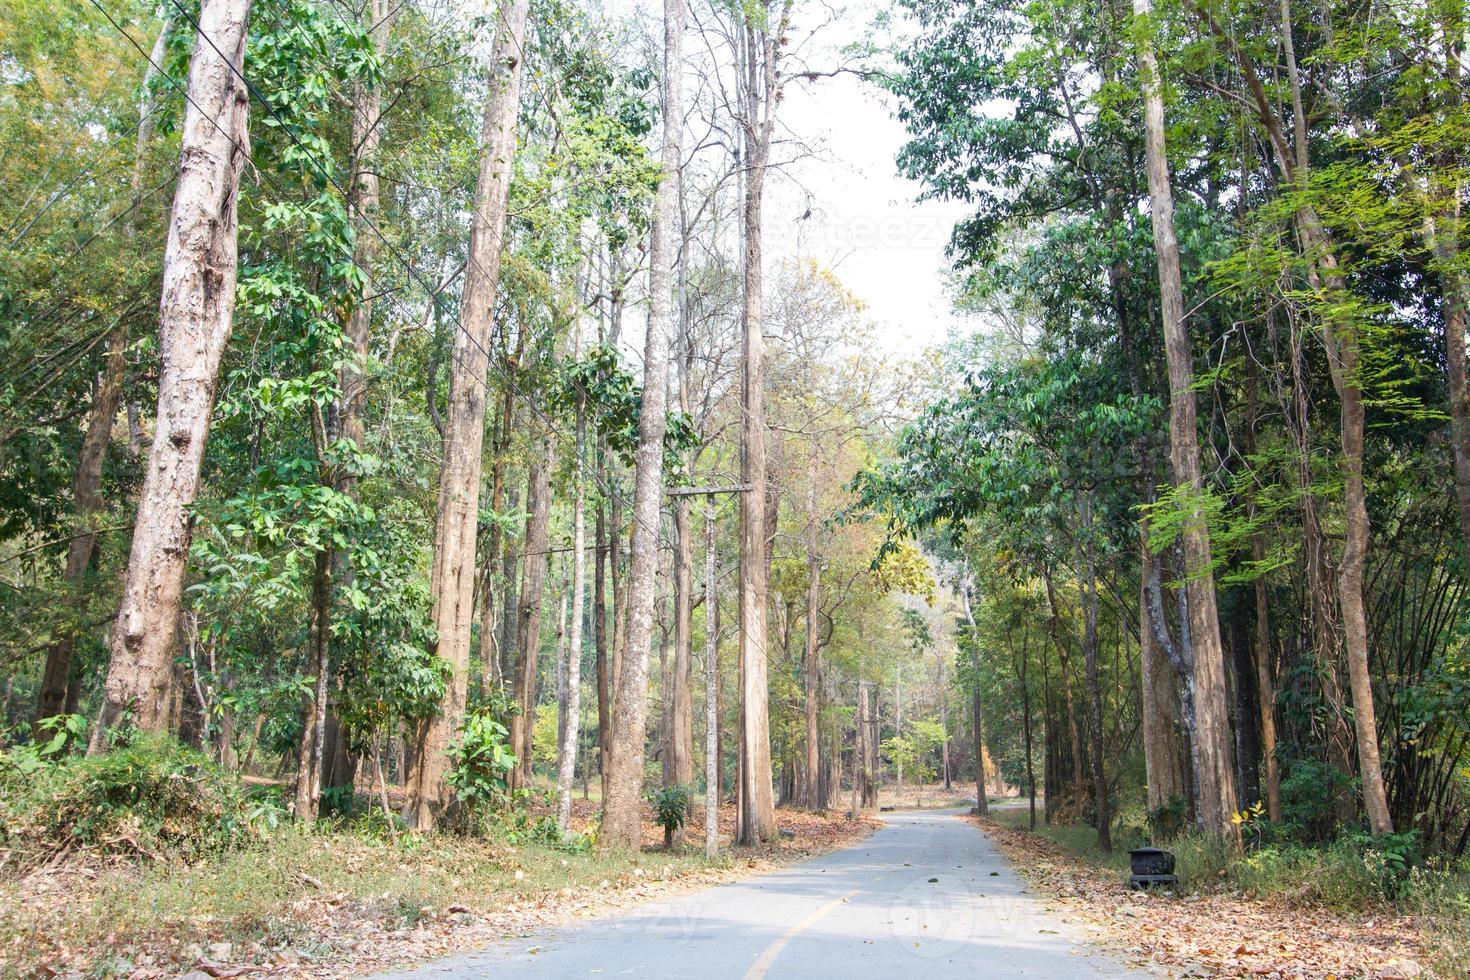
[743,889,858,979]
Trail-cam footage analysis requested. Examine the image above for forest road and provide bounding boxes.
[369,808,1141,979]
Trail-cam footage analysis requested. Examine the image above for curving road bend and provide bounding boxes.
[371,809,1139,979]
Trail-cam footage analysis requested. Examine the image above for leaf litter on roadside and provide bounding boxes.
[971,816,1434,980]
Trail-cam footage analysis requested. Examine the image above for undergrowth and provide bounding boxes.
[994,806,1470,975]
[0,730,259,869]
[0,821,720,977]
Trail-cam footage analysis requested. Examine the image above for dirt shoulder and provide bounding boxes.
[2,805,878,979]
[971,814,1436,980]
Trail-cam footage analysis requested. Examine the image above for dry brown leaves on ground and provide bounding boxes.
[973,816,1434,980]
[2,804,877,980]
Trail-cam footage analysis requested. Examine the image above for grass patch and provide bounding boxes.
[0,734,257,869]
[1,823,721,976]
[993,808,1130,873]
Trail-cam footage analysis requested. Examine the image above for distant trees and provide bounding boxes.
[873,0,1470,850]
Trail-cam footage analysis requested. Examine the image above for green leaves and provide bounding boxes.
[554,343,701,470]
[854,352,1157,575]
[445,705,518,814]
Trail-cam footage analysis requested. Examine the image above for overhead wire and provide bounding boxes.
[93,0,664,541]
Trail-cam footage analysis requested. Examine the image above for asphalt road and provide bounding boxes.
[372,809,1139,979]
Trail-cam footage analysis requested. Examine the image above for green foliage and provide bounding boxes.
[532,703,560,771]
[554,343,701,471]
[652,784,691,837]
[883,723,943,789]
[444,706,518,820]
[1147,795,1189,844]
[1345,829,1424,897]
[0,712,89,774]
[0,736,257,867]
[1278,757,1357,844]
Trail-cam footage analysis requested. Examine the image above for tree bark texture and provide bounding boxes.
[1133,0,1241,844]
[801,459,821,809]
[401,0,529,828]
[600,0,683,851]
[511,439,553,790]
[39,10,175,723]
[734,8,784,845]
[93,0,252,748]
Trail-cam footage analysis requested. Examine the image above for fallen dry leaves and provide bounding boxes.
[972,815,1436,979]
[2,804,877,979]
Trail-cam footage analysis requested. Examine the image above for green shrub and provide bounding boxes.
[0,713,90,772]
[1146,794,1188,843]
[653,785,690,847]
[0,735,256,868]
[1232,841,1385,909]
[1279,758,1354,843]
[444,705,516,823]
[441,704,587,847]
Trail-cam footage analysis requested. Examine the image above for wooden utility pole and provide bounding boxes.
[556,400,589,832]
[703,495,720,857]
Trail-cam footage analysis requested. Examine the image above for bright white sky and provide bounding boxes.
[767,1,973,358]
[607,0,975,359]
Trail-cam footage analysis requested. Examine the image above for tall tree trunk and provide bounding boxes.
[672,501,695,786]
[601,0,683,851]
[91,0,252,748]
[1245,357,1282,821]
[894,666,904,794]
[1133,0,1240,844]
[556,404,587,832]
[553,566,570,752]
[402,0,529,827]
[608,463,626,713]
[296,549,331,818]
[1228,598,1262,809]
[1017,630,1037,829]
[595,461,611,800]
[658,617,674,786]
[1307,221,1394,834]
[1418,5,1470,579]
[734,7,785,845]
[1139,533,1185,812]
[480,384,518,693]
[1432,209,1470,576]
[497,480,522,686]
[1184,0,1392,837]
[1275,0,1391,833]
[1043,571,1086,817]
[512,439,553,790]
[40,10,175,723]
[939,666,950,791]
[1285,315,1356,820]
[295,0,395,821]
[671,385,694,788]
[1251,536,1281,821]
[1079,498,1111,851]
[856,678,876,808]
